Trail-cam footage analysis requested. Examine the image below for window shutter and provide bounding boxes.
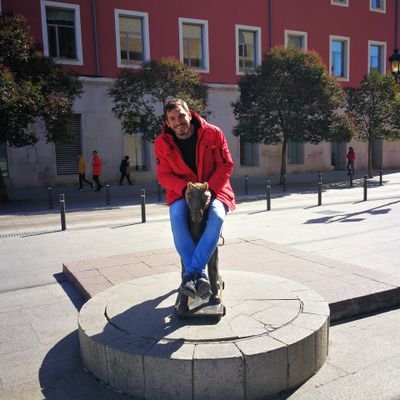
[55,114,81,175]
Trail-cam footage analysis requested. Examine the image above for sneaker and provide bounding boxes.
[196,274,212,299]
[181,276,197,299]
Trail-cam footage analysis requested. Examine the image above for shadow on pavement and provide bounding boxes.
[39,331,133,400]
[304,200,399,224]
[53,273,85,311]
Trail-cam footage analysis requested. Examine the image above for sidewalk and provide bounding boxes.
[2,168,397,213]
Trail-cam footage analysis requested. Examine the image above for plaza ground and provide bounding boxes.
[0,169,399,399]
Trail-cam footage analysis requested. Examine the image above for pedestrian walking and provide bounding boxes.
[77,155,93,190]
[92,150,103,191]
[119,156,133,185]
[346,146,356,175]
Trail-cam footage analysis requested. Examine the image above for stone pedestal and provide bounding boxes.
[78,271,329,399]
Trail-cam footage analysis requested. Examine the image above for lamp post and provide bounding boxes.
[389,48,400,83]
[389,0,400,83]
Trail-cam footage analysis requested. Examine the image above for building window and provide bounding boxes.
[287,141,304,165]
[370,0,386,12]
[369,41,386,72]
[331,0,349,7]
[55,114,81,175]
[0,143,8,177]
[285,30,308,50]
[330,36,350,80]
[40,1,83,65]
[124,134,147,171]
[179,18,209,72]
[240,137,259,166]
[115,10,150,68]
[235,25,261,74]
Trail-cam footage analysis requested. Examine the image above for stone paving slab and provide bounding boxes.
[63,238,400,322]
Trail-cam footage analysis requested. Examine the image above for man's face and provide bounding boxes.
[166,105,192,140]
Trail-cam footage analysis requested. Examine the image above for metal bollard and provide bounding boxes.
[48,186,53,209]
[379,168,383,186]
[318,172,322,206]
[105,184,110,205]
[140,189,146,223]
[363,175,368,201]
[283,174,286,193]
[244,174,248,195]
[266,180,271,211]
[60,194,66,231]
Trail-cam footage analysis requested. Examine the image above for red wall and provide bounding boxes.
[272,0,397,87]
[3,0,398,87]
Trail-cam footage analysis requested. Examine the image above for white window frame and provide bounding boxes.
[115,9,150,69]
[368,40,387,73]
[331,0,349,7]
[40,0,83,65]
[329,35,350,81]
[284,30,308,50]
[370,0,386,13]
[179,17,209,73]
[235,25,262,75]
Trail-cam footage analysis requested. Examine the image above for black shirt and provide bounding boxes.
[173,124,198,174]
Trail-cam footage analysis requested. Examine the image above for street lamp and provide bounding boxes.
[389,48,400,83]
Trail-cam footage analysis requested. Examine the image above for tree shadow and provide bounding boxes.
[304,200,399,224]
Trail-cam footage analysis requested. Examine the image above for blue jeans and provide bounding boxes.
[169,198,227,278]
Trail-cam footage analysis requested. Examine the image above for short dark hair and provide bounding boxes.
[164,98,190,116]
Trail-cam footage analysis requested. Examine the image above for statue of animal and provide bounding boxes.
[183,181,221,304]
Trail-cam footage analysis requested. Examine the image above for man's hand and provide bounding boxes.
[204,190,211,208]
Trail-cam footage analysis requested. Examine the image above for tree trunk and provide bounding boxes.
[368,139,373,178]
[280,136,288,185]
[0,166,10,202]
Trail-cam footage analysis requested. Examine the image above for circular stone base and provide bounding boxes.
[78,271,329,400]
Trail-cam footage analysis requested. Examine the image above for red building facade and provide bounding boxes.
[1,0,399,188]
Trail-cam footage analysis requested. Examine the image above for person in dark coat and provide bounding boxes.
[119,155,133,185]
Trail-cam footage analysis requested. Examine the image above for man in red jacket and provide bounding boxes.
[91,150,103,191]
[154,98,235,299]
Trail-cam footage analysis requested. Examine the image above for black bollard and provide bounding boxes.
[283,174,286,193]
[379,168,383,186]
[266,180,271,211]
[60,194,66,231]
[318,172,322,206]
[350,172,353,188]
[140,189,146,223]
[105,184,110,205]
[48,186,53,209]
[244,174,248,195]
[363,175,368,201]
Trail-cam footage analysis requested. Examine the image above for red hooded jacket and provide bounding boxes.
[92,154,102,176]
[154,111,235,210]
